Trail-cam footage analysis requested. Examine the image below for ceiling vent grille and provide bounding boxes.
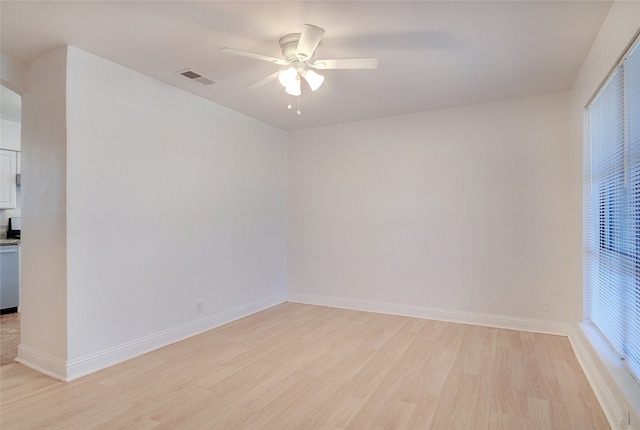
[178,69,215,85]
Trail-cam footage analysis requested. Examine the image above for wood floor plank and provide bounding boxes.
[0,303,610,429]
[471,372,493,429]
[549,399,574,429]
[426,365,464,429]
[528,396,552,430]
[447,372,480,429]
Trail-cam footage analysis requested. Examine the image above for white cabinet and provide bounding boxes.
[1,149,18,209]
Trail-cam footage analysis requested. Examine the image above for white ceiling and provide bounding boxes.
[1,1,612,131]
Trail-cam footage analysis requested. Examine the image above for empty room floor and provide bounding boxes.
[0,303,608,429]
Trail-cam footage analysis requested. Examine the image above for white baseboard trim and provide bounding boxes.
[568,323,640,430]
[288,291,569,336]
[16,344,68,381]
[18,293,287,382]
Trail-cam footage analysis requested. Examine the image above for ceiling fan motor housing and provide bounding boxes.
[279,33,303,63]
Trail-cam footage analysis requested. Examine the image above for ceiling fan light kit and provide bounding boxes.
[279,66,324,93]
[221,24,378,115]
[278,67,297,87]
[285,76,301,96]
[302,69,324,91]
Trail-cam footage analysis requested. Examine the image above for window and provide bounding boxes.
[585,36,640,382]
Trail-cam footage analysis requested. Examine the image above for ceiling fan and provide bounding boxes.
[220,24,378,111]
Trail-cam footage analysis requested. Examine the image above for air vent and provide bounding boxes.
[177,69,215,85]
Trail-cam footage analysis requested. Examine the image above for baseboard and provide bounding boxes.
[0,307,18,315]
[18,292,287,382]
[287,291,569,336]
[16,344,68,381]
[568,323,640,430]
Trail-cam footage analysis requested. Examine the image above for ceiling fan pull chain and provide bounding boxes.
[287,94,292,110]
[297,95,301,116]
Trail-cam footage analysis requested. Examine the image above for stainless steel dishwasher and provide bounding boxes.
[0,245,19,311]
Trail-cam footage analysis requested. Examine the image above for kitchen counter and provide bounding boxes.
[0,239,20,246]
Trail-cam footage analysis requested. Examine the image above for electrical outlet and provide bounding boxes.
[196,300,203,314]
[540,299,550,312]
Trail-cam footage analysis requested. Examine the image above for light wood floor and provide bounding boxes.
[1,303,609,429]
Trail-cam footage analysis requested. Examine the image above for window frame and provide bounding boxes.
[584,34,640,384]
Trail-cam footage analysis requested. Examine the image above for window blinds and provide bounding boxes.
[585,39,640,382]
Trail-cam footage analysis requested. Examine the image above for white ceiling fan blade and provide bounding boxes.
[220,47,288,65]
[295,24,325,60]
[311,58,379,70]
[245,71,281,89]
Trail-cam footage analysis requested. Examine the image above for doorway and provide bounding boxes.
[0,84,22,365]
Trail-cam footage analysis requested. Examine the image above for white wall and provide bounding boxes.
[19,47,69,373]
[567,1,640,428]
[18,46,288,380]
[1,54,28,96]
[288,91,572,331]
[64,47,287,375]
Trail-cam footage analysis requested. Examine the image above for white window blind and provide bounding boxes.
[585,38,640,382]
